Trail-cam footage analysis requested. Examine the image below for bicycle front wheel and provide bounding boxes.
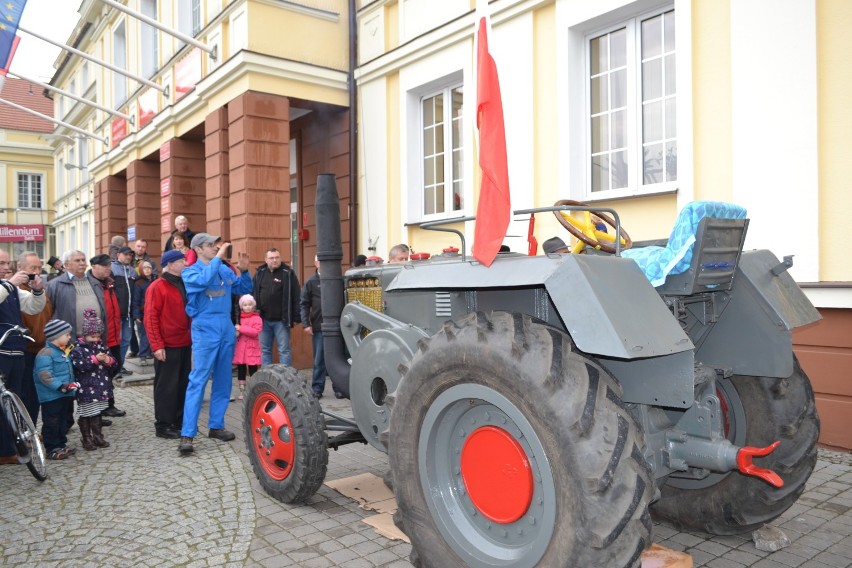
[2,393,47,481]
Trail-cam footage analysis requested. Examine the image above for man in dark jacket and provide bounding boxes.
[252,247,301,366]
[300,256,339,398]
[143,250,191,439]
[111,246,136,375]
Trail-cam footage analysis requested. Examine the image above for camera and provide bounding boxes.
[27,274,36,280]
[226,245,233,259]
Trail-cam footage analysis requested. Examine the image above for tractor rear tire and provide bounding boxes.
[388,311,654,568]
[651,357,819,534]
[244,364,328,504]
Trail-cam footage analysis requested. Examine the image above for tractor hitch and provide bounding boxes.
[736,441,784,487]
[666,431,784,487]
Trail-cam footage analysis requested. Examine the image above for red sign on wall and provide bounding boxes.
[159,141,171,162]
[0,224,45,242]
[161,197,171,215]
[161,216,172,233]
[111,118,127,148]
[174,48,202,101]
[138,88,158,128]
[160,178,171,197]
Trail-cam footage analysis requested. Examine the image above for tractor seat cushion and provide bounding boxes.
[621,201,747,287]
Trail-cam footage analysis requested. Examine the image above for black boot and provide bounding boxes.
[78,417,97,451]
[91,415,110,448]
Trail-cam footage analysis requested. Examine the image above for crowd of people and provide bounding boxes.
[0,214,347,461]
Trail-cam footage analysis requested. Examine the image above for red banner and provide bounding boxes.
[0,224,44,242]
[138,88,157,128]
[111,117,127,148]
[174,48,202,101]
[161,196,171,215]
[160,178,171,197]
[159,141,171,162]
[161,216,172,233]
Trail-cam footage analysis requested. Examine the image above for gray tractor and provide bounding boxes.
[243,174,820,568]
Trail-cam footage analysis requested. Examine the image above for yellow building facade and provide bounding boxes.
[50,0,356,367]
[353,0,851,447]
[0,77,55,262]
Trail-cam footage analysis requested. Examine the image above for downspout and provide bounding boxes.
[348,0,358,261]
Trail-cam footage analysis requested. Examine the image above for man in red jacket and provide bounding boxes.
[143,250,191,439]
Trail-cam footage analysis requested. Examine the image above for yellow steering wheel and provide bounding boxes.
[553,199,632,254]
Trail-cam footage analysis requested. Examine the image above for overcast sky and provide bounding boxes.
[10,0,83,83]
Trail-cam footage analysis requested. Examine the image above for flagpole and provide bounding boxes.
[18,25,167,94]
[9,71,134,123]
[98,0,217,60]
[0,97,108,144]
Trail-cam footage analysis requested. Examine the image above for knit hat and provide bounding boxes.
[44,319,73,341]
[543,236,569,254]
[117,246,133,255]
[239,294,256,308]
[161,249,185,267]
[47,256,60,267]
[81,308,103,336]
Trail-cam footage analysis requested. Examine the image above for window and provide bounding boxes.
[113,20,127,106]
[179,0,202,44]
[587,8,676,195]
[57,159,65,196]
[77,137,88,178]
[140,0,158,78]
[421,85,464,216]
[17,174,43,209]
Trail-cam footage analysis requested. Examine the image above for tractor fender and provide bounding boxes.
[696,250,821,378]
[388,254,692,360]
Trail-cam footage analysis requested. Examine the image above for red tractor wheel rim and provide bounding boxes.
[251,392,296,480]
[460,425,533,524]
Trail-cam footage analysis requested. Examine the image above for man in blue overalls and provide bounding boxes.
[178,233,252,454]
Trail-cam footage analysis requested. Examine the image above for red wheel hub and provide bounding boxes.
[460,426,533,524]
[251,392,296,480]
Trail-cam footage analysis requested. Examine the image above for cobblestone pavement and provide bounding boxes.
[1,366,850,567]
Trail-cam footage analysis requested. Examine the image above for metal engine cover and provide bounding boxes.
[349,327,427,452]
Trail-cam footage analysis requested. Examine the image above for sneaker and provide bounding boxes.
[238,385,245,401]
[313,391,323,399]
[126,352,138,359]
[139,356,150,365]
[229,392,236,402]
[178,437,194,454]
[119,367,133,376]
[101,418,112,427]
[208,428,236,442]
[47,447,73,460]
[334,391,346,399]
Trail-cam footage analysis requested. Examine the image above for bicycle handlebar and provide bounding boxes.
[0,325,34,348]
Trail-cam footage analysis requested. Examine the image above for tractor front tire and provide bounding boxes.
[652,358,819,534]
[244,364,328,504]
[388,312,654,568]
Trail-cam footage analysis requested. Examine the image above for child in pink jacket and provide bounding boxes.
[233,294,262,400]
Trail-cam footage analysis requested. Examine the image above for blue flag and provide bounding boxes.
[0,0,27,68]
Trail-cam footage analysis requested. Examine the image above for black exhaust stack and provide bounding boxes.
[316,173,350,398]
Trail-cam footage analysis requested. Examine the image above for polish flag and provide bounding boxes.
[471,13,511,267]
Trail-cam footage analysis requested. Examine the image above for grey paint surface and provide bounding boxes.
[386,254,692,360]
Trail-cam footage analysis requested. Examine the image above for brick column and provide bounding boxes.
[205,107,229,239]
[94,175,127,253]
[159,138,206,246]
[127,159,161,256]
[227,91,290,263]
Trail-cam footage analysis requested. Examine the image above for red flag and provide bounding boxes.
[472,17,511,267]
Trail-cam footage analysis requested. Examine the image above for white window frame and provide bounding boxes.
[585,7,676,199]
[113,19,127,107]
[560,1,692,204]
[140,0,158,79]
[17,173,43,209]
[418,83,464,221]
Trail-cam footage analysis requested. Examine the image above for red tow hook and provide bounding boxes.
[736,441,784,487]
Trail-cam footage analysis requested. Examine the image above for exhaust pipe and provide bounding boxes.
[316,173,350,398]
